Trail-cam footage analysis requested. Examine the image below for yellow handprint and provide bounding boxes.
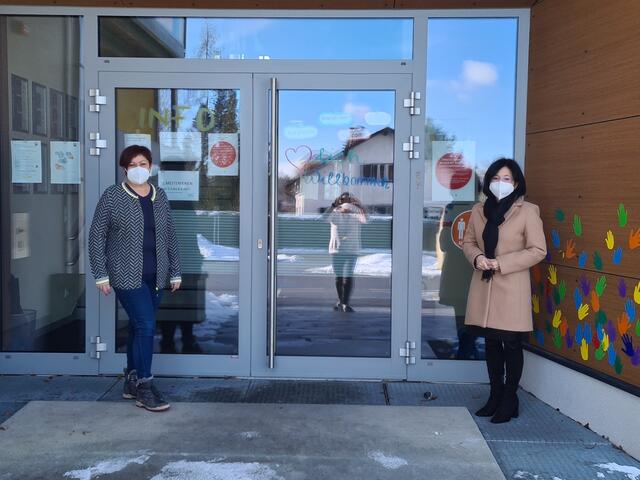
[634,281,640,305]
[548,265,557,285]
[580,338,589,360]
[578,303,590,320]
[605,230,615,250]
[552,309,562,328]
[532,295,540,314]
[602,332,610,352]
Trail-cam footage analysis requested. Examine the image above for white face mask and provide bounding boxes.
[489,180,515,201]
[127,166,151,185]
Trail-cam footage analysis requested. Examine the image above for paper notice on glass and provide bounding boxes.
[431,141,476,201]
[159,131,201,163]
[158,170,200,201]
[207,133,239,176]
[12,213,29,259]
[124,133,152,150]
[50,141,81,184]
[11,140,42,184]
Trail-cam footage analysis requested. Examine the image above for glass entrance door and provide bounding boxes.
[251,74,413,379]
[97,72,252,376]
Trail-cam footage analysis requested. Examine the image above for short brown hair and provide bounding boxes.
[119,145,152,169]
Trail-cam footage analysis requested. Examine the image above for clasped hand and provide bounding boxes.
[476,255,500,272]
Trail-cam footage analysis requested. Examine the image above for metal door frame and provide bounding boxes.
[97,71,253,376]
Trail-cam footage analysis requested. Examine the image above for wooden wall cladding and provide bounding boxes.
[527,0,640,133]
[0,0,534,8]
[526,116,640,280]
[530,263,640,391]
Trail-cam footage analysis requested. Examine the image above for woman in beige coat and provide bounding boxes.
[463,158,546,423]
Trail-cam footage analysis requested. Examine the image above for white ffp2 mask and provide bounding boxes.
[127,166,151,185]
[489,180,515,201]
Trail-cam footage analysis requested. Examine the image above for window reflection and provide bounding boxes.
[99,17,413,60]
[422,18,518,360]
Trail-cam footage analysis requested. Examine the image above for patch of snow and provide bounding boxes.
[149,460,283,480]
[64,455,150,480]
[367,451,408,470]
[306,252,439,277]
[239,431,260,439]
[513,472,540,480]
[596,463,640,480]
[597,473,605,479]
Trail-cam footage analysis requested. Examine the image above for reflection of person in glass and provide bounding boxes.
[463,158,546,424]
[327,192,367,313]
[89,145,181,412]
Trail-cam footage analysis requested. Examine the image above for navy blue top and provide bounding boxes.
[139,188,157,280]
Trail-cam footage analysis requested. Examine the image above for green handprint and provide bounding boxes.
[553,329,562,348]
[545,319,552,334]
[593,251,603,270]
[553,287,561,306]
[555,209,565,222]
[595,275,607,297]
[618,203,628,227]
[614,355,623,375]
[573,214,583,237]
[596,309,607,327]
[636,320,640,336]
[558,280,567,301]
[595,344,605,361]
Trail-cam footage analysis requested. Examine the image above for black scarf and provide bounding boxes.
[481,192,519,281]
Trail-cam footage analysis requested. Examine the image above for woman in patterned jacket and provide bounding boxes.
[89,145,181,412]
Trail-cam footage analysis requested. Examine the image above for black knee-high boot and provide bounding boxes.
[476,338,505,417]
[334,277,344,310]
[342,277,354,312]
[491,339,523,423]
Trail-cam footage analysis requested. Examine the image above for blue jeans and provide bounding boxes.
[114,276,163,381]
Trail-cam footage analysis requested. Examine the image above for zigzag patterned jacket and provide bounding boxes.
[89,182,182,290]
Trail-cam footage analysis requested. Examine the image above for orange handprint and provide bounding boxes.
[564,239,577,259]
[629,228,640,250]
[590,290,600,312]
[617,312,632,335]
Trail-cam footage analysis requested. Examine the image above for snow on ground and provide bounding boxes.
[64,455,150,480]
[149,460,283,480]
[367,451,408,470]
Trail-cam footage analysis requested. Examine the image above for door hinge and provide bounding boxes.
[399,340,416,365]
[402,135,420,159]
[89,132,107,156]
[91,336,107,359]
[89,88,107,112]
[403,91,421,115]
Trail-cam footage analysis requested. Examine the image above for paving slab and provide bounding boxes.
[0,375,117,402]
[0,401,504,480]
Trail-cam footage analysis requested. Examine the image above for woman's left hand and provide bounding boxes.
[170,281,181,292]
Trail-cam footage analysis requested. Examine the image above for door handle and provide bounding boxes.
[268,77,279,369]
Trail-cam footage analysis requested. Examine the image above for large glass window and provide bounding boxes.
[1,16,84,352]
[421,18,519,360]
[99,17,413,60]
[114,87,241,355]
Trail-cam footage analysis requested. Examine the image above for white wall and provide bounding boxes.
[521,351,640,460]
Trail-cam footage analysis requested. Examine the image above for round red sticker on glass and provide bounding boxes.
[435,152,473,190]
[210,141,236,168]
[451,210,472,249]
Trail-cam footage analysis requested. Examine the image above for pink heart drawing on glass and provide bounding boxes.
[284,145,313,173]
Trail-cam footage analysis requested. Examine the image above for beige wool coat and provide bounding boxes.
[462,197,547,332]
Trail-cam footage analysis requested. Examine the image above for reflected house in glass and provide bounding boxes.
[286,127,395,216]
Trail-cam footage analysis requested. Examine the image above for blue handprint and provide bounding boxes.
[551,229,561,249]
[608,344,617,366]
[621,334,634,357]
[606,319,616,343]
[578,251,588,268]
[596,324,605,342]
[565,329,573,348]
[618,279,627,298]
[534,330,545,346]
[579,275,591,296]
[573,288,582,311]
[584,323,592,344]
[612,247,623,265]
[575,323,584,345]
[546,295,554,315]
[625,298,636,322]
